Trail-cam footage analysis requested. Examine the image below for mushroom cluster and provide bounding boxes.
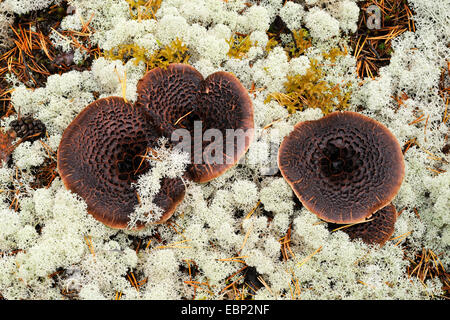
[57,64,254,229]
[136,64,254,183]
[278,111,405,245]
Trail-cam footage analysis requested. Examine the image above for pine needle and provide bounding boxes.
[154,239,191,250]
[84,235,95,258]
[297,246,322,268]
[390,230,412,246]
[217,256,248,264]
[173,110,194,126]
[331,218,374,232]
[244,200,261,220]
[257,275,275,297]
[114,67,128,103]
[238,223,253,254]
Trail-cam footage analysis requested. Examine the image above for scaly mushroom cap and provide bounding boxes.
[278,111,405,224]
[136,63,254,183]
[57,97,185,229]
[328,203,398,246]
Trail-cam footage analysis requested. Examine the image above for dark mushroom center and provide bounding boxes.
[116,142,149,182]
[319,141,362,178]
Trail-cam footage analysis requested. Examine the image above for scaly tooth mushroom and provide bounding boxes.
[136,63,254,183]
[278,111,405,224]
[57,96,185,229]
[58,64,255,229]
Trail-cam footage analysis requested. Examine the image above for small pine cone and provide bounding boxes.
[9,116,46,142]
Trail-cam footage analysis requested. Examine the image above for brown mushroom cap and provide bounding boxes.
[327,203,398,246]
[136,63,254,183]
[57,97,185,229]
[278,111,405,224]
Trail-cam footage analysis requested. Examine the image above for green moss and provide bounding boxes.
[287,29,312,59]
[322,46,348,63]
[147,38,190,69]
[226,34,255,59]
[264,29,310,57]
[103,38,190,69]
[103,43,148,65]
[126,0,162,20]
[265,35,279,53]
[265,59,352,115]
[265,32,351,114]
[126,0,147,8]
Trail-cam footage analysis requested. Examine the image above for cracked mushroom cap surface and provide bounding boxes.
[328,203,399,246]
[278,111,405,224]
[57,97,185,229]
[136,63,254,183]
